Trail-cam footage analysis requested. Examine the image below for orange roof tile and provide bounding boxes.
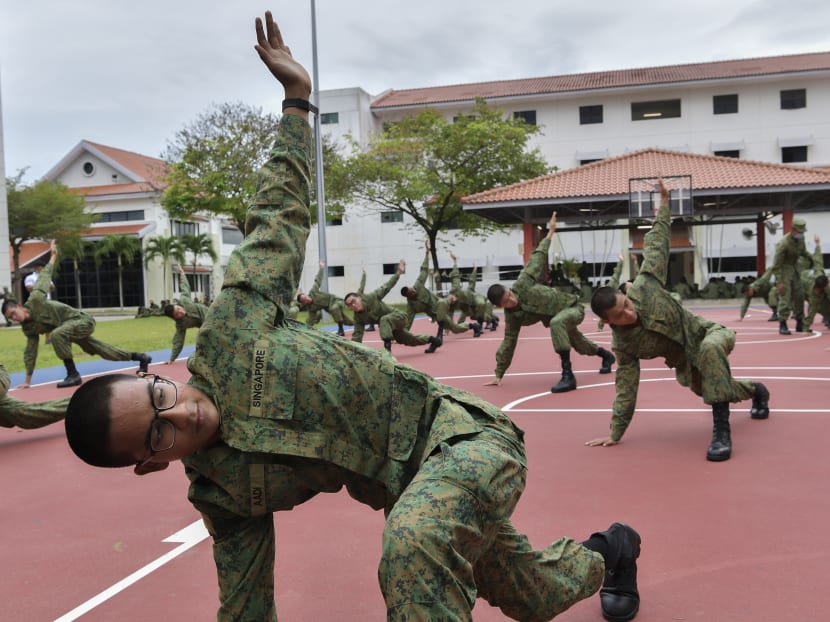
[84,141,169,184]
[372,51,830,109]
[462,149,830,204]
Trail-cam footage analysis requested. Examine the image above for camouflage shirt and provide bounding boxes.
[349,271,401,342]
[180,115,520,621]
[169,276,208,361]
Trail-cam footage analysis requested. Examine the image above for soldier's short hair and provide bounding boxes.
[163,304,176,318]
[487,284,506,306]
[591,286,620,321]
[815,274,828,289]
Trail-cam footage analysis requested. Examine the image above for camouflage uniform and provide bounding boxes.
[405,253,472,334]
[0,363,68,428]
[19,265,135,377]
[494,237,605,381]
[302,264,352,327]
[168,276,209,363]
[181,115,604,621]
[803,243,829,330]
[741,268,779,321]
[770,227,812,325]
[350,272,432,348]
[451,263,497,328]
[607,194,756,442]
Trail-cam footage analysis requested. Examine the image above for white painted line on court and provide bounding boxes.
[54,519,209,622]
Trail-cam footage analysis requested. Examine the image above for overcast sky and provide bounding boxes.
[2,0,829,180]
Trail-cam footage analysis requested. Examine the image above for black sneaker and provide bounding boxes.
[600,523,641,622]
[56,372,82,388]
[136,353,152,374]
[750,383,770,419]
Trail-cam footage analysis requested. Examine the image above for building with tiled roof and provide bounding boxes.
[312,49,830,293]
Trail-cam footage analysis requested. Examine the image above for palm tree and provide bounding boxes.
[179,233,218,297]
[57,236,91,309]
[144,235,185,300]
[94,235,143,309]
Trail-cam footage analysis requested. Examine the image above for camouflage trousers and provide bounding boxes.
[433,299,470,334]
[380,310,431,346]
[549,303,599,356]
[306,299,351,326]
[50,316,132,362]
[676,324,756,405]
[776,270,805,321]
[381,425,604,621]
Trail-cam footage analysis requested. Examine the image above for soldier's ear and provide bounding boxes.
[134,461,170,476]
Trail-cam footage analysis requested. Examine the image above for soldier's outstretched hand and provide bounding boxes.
[254,11,312,99]
[585,435,618,447]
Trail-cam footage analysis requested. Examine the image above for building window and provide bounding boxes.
[327,265,345,277]
[714,150,740,159]
[498,265,524,280]
[579,158,602,165]
[172,220,198,236]
[320,112,339,124]
[82,161,95,176]
[513,110,536,125]
[781,145,808,163]
[579,105,603,125]
[713,94,738,114]
[631,99,681,121]
[780,88,806,110]
[380,211,403,224]
[383,263,399,275]
[221,227,243,245]
[97,210,145,222]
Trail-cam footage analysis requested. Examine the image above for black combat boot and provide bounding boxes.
[551,351,577,393]
[366,324,376,332]
[707,402,732,462]
[795,318,804,332]
[132,352,152,373]
[597,347,616,374]
[336,322,345,336]
[383,339,392,352]
[57,358,82,388]
[489,316,499,331]
[767,310,778,321]
[750,383,770,419]
[424,335,443,354]
[471,322,483,338]
[778,320,791,335]
[582,522,641,622]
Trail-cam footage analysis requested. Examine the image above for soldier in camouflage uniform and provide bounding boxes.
[771,216,812,334]
[589,181,770,462]
[164,265,209,364]
[1,241,151,388]
[297,260,353,336]
[740,267,779,322]
[801,235,829,331]
[449,254,499,331]
[0,362,69,429]
[345,260,442,354]
[401,246,481,353]
[485,212,616,393]
[64,15,643,621]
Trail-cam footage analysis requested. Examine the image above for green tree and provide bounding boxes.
[334,100,551,270]
[6,171,98,300]
[94,235,142,309]
[179,232,218,293]
[160,102,281,233]
[144,235,184,300]
[57,236,92,309]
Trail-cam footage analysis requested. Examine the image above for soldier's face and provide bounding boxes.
[5,305,30,323]
[107,376,221,468]
[498,289,519,309]
[171,305,186,320]
[605,293,639,326]
[345,295,364,312]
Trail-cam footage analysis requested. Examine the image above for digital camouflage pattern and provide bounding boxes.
[350,271,432,347]
[0,362,68,428]
[495,237,600,379]
[770,228,812,321]
[742,268,778,320]
[168,274,209,362]
[20,264,132,375]
[405,252,471,334]
[302,264,352,326]
[608,193,756,441]
[450,262,495,325]
[182,115,604,621]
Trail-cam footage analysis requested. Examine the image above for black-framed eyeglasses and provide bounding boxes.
[141,374,178,461]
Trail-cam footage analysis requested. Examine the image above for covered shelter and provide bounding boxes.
[462,149,830,283]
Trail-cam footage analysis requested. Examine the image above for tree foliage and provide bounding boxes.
[5,171,98,300]
[331,99,551,269]
[94,235,143,309]
[144,235,185,300]
[160,102,345,233]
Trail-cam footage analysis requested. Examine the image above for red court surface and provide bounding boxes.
[2,304,828,621]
